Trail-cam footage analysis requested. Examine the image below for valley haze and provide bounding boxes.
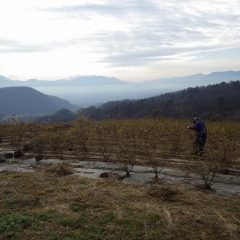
[1,70,240,107]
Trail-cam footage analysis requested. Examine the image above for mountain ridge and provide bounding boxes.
[0,75,125,87]
[0,86,74,116]
[81,81,240,120]
[1,71,240,87]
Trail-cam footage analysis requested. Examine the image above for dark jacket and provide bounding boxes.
[189,119,207,136]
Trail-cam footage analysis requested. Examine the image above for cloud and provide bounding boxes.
[0,0,240,80]
[103,44,229,67]
[49,0,159,17]
[0,38,52,53]
[47,0,240,67]
[0,38,88,54]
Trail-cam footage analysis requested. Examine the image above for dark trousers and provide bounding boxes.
[194,132,207,154]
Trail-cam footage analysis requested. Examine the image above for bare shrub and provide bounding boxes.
[115,121,140,178]
[93,121,115,162]
[187,154,220,189]
[213,138,238,175]
[48,130,67,159]
[22,143,33,152]
[71,120,91,161]
[139,119,163,179]
[8,120,27,153]
[32,130,49,160]
[46,163,74,176]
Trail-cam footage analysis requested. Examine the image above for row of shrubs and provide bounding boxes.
[0,118,239,188]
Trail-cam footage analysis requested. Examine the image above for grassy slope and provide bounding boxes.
[0,171,239,240]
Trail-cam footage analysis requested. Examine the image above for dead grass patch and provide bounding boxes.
[45,163,74,176]
[0,171,239,240]
[147,184,186,202]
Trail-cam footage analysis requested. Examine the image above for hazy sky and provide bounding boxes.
[0,0,240,81]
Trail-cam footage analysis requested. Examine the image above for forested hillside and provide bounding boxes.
[81,81,240,120]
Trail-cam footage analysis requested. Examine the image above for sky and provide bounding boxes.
[0,0,240,82]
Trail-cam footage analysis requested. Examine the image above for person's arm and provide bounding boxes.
[187,122,197,130]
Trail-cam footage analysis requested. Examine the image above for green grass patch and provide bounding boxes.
[36,210,60,221]
[0,213,33,235]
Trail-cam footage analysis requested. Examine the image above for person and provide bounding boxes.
[187,115,207,155]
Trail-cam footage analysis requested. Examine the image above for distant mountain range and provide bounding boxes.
[0,71,240,106]
[0,87,74,117]
[146,71,240,88]
[0,75,124,87]
[81,81,240,120]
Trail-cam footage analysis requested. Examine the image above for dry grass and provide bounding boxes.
[45,163,74,176]
[0,170,239,240]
